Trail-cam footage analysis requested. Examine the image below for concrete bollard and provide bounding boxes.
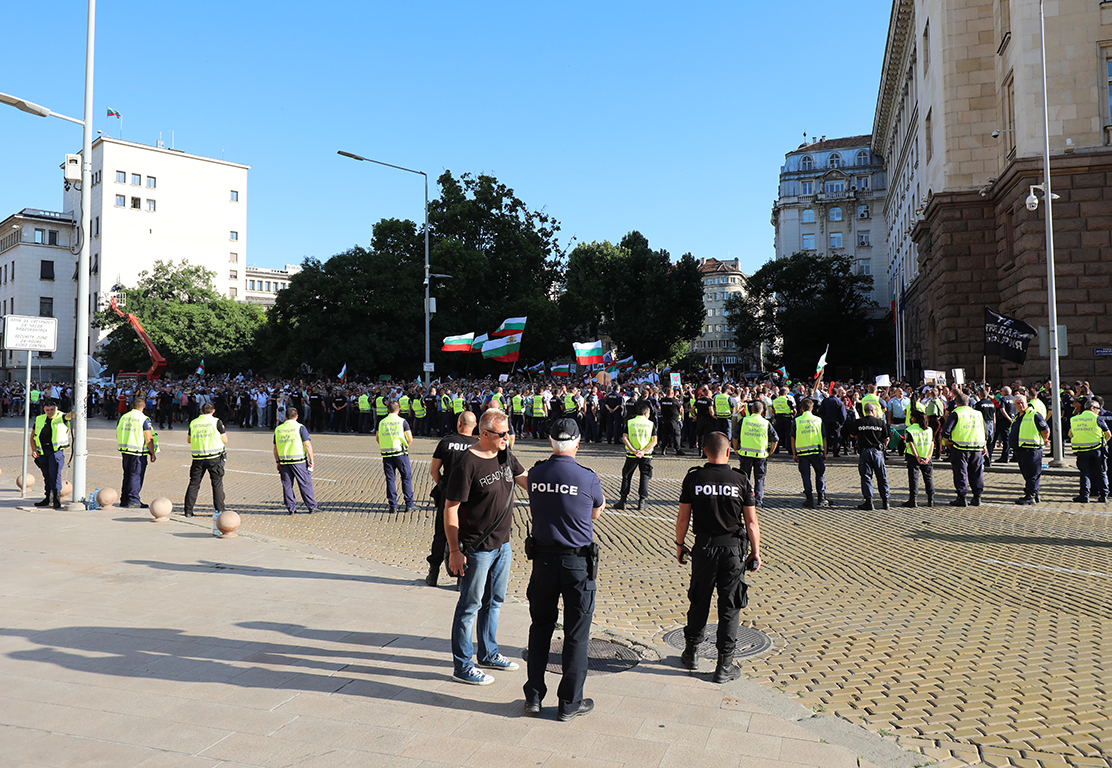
[15,473,35,490]
[96,487,119,509]
[216,509,241,538]
[149,497,172,522]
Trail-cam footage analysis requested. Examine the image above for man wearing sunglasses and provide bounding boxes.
[444,410,529,686]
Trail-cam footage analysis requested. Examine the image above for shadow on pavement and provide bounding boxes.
[124,559,417,586]
[905,529,1112,548]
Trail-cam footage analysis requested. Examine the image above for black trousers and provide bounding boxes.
[427,494,448,569]
[1016,447,1043,497]
[120,453,148,506]
[737,456,767,505]
[658,420,682,452]
[184,456,226,515]
[685,543,747,656]
[773,416,793,453]
[906,455,934,499]
[524,552,595,710]
[950,450,984,498]
[619,456,652,501]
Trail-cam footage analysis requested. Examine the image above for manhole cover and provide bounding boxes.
[521,637,642,676]
[662,624,773,660]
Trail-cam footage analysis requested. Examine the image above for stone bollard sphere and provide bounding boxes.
[96,487,119,509]
[149,497,172,522]
[16,473,35,490]
[216,509,241,538]
[60,481,73,500]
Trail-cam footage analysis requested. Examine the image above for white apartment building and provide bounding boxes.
[690,257,752,368]
[770,135,889,312]
[0,137,249,378]
[0,209,79,381]
[244,263,301,308]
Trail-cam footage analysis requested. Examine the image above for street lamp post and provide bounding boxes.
[0,0,95,509]
[338,150,432,388]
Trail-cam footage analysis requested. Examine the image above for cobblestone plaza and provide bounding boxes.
[3,419,1110,768]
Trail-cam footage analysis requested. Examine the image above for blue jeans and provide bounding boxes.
[452,542,512,675]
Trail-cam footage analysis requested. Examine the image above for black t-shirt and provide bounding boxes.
[848,415,888,450]
[604,392,623,413]
[432,433,479,488]
[975,398,997,431]
[445,449,526,552]
[679,463,753,538]
[695,396,714,421]
[659,396,681,422]
[309,393,323,414]
[998,395,1016,419]
[332,395,346,411]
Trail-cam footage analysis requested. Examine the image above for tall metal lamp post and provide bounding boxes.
[0,0,96,508]
[337,151,433,388]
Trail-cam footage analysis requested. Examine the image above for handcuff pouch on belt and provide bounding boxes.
[525,538,600,580]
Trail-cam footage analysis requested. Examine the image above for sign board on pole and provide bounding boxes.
[923,369,947,386]
[423,362,435,372]
[498,373,509,382]
[1038,325,1067,358]
[3,315,58,352]
[875,374,891,387]
[952,368,965,385]
[670,373,681,388]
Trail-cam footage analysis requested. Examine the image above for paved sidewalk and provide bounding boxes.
[0,495,931,768]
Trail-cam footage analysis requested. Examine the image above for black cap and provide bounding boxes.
[549,418,580,441]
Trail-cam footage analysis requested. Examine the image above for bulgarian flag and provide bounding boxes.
[441,332,474,352]
[616,355,636,370]
[493,316,527,337]
[469,333,489,353]
[814,345,828,380]
[195,359,205,376]
[573,340,605,365]
[107,109,121,118]
[481,333,522,362]
[526,361,546,372]
[338,363,348,380]
[551,363,572,377]
[775,366,787,378]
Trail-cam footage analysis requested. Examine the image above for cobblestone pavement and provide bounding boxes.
[4,418,1110,768]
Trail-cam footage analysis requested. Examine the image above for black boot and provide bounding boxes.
[926,494,934,507]
[857,499,874,511]
[949,496,967,507]
[34,491,51,507]
[970,495,981,507]
[713,654,740,683]
[425,564,439,588]
[52,491,62,510]
[817,493,831,508]
[880,497,889,510]
[803,493,815,509]
[902,497,917,508]
[612,498,626,511]
[681,641,699,672]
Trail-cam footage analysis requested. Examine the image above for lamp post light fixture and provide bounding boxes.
[337,150,433,388]
[0,0,96,509]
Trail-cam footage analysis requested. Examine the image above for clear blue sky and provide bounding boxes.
[2,0,892,276]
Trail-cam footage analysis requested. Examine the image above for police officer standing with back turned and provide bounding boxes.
[675,431,761,684]
[523,418,605,721]
[940,391,987,507]
[183,402,228,518]
[117,395,157,508]
[734,399,777,507]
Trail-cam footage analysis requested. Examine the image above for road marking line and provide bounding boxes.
[178,465,337,482]
[979,558,1112,579]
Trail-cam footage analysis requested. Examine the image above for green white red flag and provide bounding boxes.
[814,345,829,380]
[573,340,605,365]
[107,109,121,118]
[481,333,522,362]
[469,333,489,353]
[551,363,572,377]
[441,332,474,352]
[493,316,527,337]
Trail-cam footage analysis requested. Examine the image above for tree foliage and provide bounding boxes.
[725,251,877,377]
[561,232,704,367]
[95,260,265,377]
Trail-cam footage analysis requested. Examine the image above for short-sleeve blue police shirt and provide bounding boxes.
[527,455,604,548]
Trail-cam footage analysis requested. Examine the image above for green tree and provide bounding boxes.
[95,260,266,377]
[725,251,877,377]
[560,233,704,367]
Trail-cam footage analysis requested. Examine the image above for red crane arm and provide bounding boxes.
[109,296,168,380]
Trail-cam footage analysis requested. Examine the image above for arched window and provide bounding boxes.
[801,208,815,223]
[855,149,870,166]
[801,155,814,171]
[829,153,843,169]
[829,207,842,221]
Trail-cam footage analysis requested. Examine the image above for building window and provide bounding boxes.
[230,231,238,241]
[94,216,100,237]
[146,199,156,212]
[229,286,238,297]
[825,180,845,194]
[131,173,141,186]
[115,170,126,183]
[857,204,870,219]
[923,21,930,72]
[39,297,53,317]
[925,109,934,161]
[858,231,871,247]
[248,280,255,290]
[92,253,99,274]
[857,260,871,276]
[857,175,870,190]
[829,153,843,169]
[229,252,238,263]
[830,232,843,249]
[146,176,156,189]
[34,228,45,244]
[230,190,239,202]
[131,197,141,210]
[229,270,238,280]
[802,234,815,250]
[265,281,271,291]
[855,150,870,166]
[115,195,125,207]
[48,230,58,245]
[41,260,55,280]
[999,0,1011,50]
[801,180,814,195]
[800,155,814,171]
[829,207,842,222]
[801,208,815,223]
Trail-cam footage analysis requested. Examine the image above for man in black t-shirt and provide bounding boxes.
[604,387,624,444]
[675,432,761,684]
[425,410,478,587]
[974,387,997,468]
[846,402,890,510]
[444,410,528,686]
[657,387,685,456]
[694,387,715,453]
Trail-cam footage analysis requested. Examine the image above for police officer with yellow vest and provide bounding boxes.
[357,390,373,434]
[374,389,389,435]
[399,390,412,425]
[378,400,415,513]
[273,406,317,515]
[675,432,761,684]
[510,390,526,438]
[412,390,429,437]
[771,387,796,455]
[30,400,74,509]
[1009,394,1050,505]
[940,391,988,507]
[713,385,734,439]
[734,400,777,507]
[184,402,228,518]
[792,398,828,508]
[614,403,657,510]
[531,387,549,439]
[1068,397,1110,503]
[902,410,935,507]
[117,395,157,508]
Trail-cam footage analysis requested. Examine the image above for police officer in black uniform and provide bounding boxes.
[675,431,762,683]
[657,387,685,456]
[523,418,605,721]
[426,410,479,586]
[974,387,998,469]
[693,386,715,453]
